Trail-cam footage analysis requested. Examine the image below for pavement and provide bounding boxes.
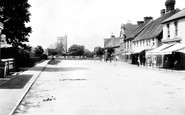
[0,60,49,115]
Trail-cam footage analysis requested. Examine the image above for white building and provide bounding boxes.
[160,8,185,70]
[162,8,185,44]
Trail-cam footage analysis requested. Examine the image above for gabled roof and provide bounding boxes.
[162,8,185,23]
[133,9,179,42]
[127,20,151,40]
[124,23,137,40]
[104,37,120,48]
[104,38,111,47]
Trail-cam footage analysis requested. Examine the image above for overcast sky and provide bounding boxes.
[28,0,185,51]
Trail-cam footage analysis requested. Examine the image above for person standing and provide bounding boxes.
[137,56,140,67]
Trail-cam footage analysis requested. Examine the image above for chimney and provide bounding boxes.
[111,33,115,38]
[137,21,144,26]
[144,16,153,22]
[161,9,166,16]
[165,0,175,12]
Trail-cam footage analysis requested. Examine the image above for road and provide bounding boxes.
[14,59,185,115]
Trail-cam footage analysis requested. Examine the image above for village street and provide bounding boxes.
[14,59,185,115]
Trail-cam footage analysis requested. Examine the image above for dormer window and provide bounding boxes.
[167,23,170,38]
[174,21,178,36]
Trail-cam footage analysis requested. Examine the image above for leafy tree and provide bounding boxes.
[94,46,104,57]
[34,46,44,57]
[84,49,94,58]
[47,48,58,56]
[68,44,85,56]
[0,0,32,47]
[107,47,114,55]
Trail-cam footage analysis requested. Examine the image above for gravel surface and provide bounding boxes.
[14,59,185,115]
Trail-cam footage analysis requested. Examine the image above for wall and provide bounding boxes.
[163,18,185,43]
[178,18,185,43]
[132,38,158,51]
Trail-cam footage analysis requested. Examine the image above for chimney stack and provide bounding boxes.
[144,16,153,22]
[165,0,175,12]
[137,21,144,26]
[111,33,115,38]
[161,9,166,16]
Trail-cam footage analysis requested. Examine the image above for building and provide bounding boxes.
[162,8,185,44]
[57,34,67,53]
[119,23,137,62]
[159,7,185,69]
[104,34,120,61]
[131,0,179,66]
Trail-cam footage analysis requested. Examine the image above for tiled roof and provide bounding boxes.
[104,38,111,47]
[133,9,179,42]
[124,23,137,40]
[127,20,151,40]
[162,8,185,23]
[104,37,120,48]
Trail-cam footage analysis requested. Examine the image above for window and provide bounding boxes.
[174,21,178,36]
[167,24,170,38]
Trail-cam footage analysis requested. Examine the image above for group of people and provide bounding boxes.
[136,56,146,67]
[104,53,119,62]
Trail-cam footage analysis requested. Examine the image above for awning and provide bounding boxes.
[132,49,145,54]
[125,52,132,55]
[175,47,185,53]
[159,43,185,54]
[146,43,175,55]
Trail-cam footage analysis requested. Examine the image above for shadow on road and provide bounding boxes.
[44,67,89,72]
[0,74,33,89]
[47,59,61,65]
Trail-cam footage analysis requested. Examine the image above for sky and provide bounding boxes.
[27,0,185,51]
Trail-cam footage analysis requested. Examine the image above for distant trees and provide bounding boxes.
[84,49,94,58]
[0,0,32,48]
[106,47,114,55]
[47,48,58,56]
[94,46,104,57]
[34,46,44,57]
[15,45,46,68]
[68,44,85,57]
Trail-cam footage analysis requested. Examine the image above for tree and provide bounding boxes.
[47,48,58,56]
[107,47,114,55]
[0,0,32,47]
[94,46,104,57]
[84,49,94,58]
[68,44,85,56]
[34,46,44,57]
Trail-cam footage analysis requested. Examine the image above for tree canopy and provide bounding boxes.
[84,49,94,58]
[34,46,44,56]
[0,0,32,47]
[106,47,115,54]
[68,44,85,56]
[94,46,104,57]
